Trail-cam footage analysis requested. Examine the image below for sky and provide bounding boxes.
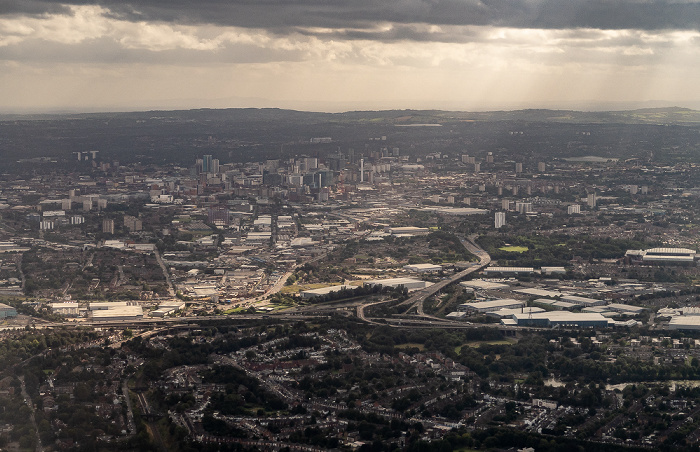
[2,0,700,113]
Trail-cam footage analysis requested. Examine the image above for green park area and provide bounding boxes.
[498,246,529,253]
[455,339,515,354]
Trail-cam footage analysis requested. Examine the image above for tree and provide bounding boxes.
[73,383,91,402]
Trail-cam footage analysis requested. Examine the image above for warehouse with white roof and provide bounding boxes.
[460,299,525,313]
[486,306,545,319]
[150,301,186,317]
[364,278,432,291]
[460,280,510,290]
[669,316,700,331]
[50,302,81,317]
[484,266,536,275]
[300,285,354,299]
[404,263,443,273]
[561,295,606,307]
[514,287,565,298]
[511,312,610,328]
[626,247,698,265]
[89,302,144,321]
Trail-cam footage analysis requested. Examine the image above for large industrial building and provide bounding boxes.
[606,303,647,315]
[460,280,511,291]
[484,267,536,276]
[509,312,610,328]
[486,306,545,319]
[668,316,700,331]
[404,263,443,273]
[460,299,525,313]
[560,295,606,307]
[150,301,186,317]
[626,247,698,265]
[387,227,430,236]
[0,303,17,319]
[299,285,354,299]
[89,302,144,321]
[514,287,565,298]
[364,278,432,291]
[532,298,579,310]
[50,302,81,317]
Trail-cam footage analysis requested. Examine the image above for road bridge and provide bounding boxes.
[358,234,491,323]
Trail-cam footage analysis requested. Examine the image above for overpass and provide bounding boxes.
[358,234,491,323]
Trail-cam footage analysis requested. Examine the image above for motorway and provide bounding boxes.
[76,312,324,328]
[357,234,491,324]
[403,234,491,315]
[40,235,490,331]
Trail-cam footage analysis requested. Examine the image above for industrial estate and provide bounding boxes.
[0,108,699,452]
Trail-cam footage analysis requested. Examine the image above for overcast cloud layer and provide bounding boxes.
[1,0,700,112]
[4,0,700,32]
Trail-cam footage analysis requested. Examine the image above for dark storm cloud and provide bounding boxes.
[0,0,69,16]
[3,0,700,34]
[295,23,488,44]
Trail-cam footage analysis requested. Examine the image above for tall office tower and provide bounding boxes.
[515,202,533,214]
[538,162,546,172]
[568,204,581,215]
[486,152,494,163]
[102,219,115,234]
[587,192,597,208]
[502,199,511,210]
[202,155,213,173]
[306,157,318,169]
[124,215,142,232]
[474,162,480,172]
[211,159,220,174]
[495,211,506,229]
[515,162,523,174]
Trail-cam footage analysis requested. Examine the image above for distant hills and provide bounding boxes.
[4,106,700,125]
[3,105,700,167]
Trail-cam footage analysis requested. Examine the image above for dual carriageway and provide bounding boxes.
[76,234,501,332]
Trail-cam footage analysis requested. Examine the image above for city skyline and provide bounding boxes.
[2,0,700,113]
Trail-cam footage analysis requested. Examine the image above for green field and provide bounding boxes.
[395,343,426,351]
[455,339,515,354]
[499,246,528,253]
[223,306,251,314]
